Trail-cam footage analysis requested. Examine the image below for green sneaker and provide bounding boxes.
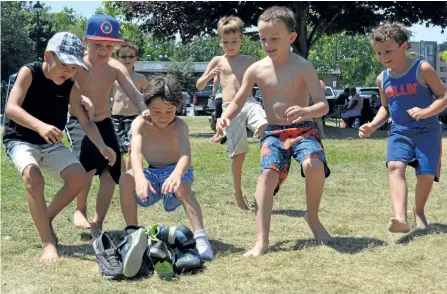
[154,261,174,280]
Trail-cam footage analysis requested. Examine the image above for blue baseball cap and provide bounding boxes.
[84,14,124,43]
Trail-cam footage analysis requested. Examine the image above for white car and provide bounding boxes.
[325,86,337,100]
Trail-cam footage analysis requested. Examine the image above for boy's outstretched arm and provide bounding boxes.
[218,64,257,126]
[162,120,191,194]
[359,75,390,138]
[5,66,63,144]
[70,83,116,166]
[114,60,146,113]
[408,62,447,120]
[130,117,155,201]
[196,57,222,90]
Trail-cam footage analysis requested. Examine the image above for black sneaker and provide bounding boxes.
[117,226,148,278]
[174,248,203,274]
[148,240,175,280]
[148,224,196,250]
[93,232,124,280]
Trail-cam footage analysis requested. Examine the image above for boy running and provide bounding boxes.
[359,22,447,233]
[196,16,268,210]
[217,6,331,257]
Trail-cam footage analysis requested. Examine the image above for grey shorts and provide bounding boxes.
[222,97,268,157]
[4,140,80,180]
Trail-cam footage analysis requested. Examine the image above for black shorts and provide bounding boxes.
[111,114,137,154]
[65,116,121,184]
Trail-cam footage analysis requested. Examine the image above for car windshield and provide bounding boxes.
[325,88,333,96]
[359,89,379,96]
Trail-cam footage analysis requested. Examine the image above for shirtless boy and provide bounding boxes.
[65,14,147,237]
[217,6,331,257]
[111,40,149,172]
[196,16,268,210]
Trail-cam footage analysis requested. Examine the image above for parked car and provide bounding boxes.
[193,84,213,115]
[358,87,380,101]
[176,91,191,116]
[324,86,337,114]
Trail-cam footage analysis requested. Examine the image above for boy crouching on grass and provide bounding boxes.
[119,75,213,261]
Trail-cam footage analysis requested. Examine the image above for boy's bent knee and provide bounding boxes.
[119,172,135,188]
[302,158,324,173]
[22,165,45,192]
[387,161,406,173]
[61,164,87,188]
[259,169,280,183]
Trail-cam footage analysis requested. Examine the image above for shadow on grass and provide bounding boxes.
[189,133,215,139]
[79,229,124,243]
[271,209,306,218]
[270,236,387,254]
[396,223,447,245]
[211,239,245,257]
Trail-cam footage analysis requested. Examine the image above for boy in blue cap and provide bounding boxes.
[3,32,116,262]
[65,14,147,237]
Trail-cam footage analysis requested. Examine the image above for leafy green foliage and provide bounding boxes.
[114,1,447,58]
[309,34,384,87]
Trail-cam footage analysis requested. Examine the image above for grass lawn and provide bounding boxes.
[1,117,447,294]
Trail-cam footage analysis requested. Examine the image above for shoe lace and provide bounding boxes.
[106,250,121,268]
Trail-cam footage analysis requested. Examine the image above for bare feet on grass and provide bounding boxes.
[388,218,411,233]
[304,213,331,243]
[40,243,59,263]
[243,242,268,258]
[413,209,428,229]
[74,210,90,229]
[235,194,250,210]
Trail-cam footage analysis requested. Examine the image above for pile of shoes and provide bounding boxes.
[93,224,204,280]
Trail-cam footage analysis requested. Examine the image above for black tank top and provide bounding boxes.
[3,62,74,145]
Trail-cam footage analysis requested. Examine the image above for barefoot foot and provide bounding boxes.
[388,218,411,233]
[304,213,331,243]
[413,209,428,229]
[40,243,59,263]
[74,210,90,229]
[243,243,268,258]
[235,195,250,210]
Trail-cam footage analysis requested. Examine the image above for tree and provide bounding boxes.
[309,33,384,87]
[164,59,197,93]
[1,2,35,80]
[114,1,447,58]
[441,51,447,62]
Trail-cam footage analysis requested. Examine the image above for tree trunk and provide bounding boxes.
[292,1,310,58]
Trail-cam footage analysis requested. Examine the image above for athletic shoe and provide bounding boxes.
[117,226,148,278]
[148,224,196,250]
[148,240,175,280]
[93,232,123,280]
[174,248,203,274]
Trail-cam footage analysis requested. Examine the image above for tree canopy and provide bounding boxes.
[114,1,447,58]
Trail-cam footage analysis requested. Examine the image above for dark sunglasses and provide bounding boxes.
[119,55,136,60]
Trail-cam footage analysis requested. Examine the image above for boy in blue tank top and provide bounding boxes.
[359,23,447,233]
